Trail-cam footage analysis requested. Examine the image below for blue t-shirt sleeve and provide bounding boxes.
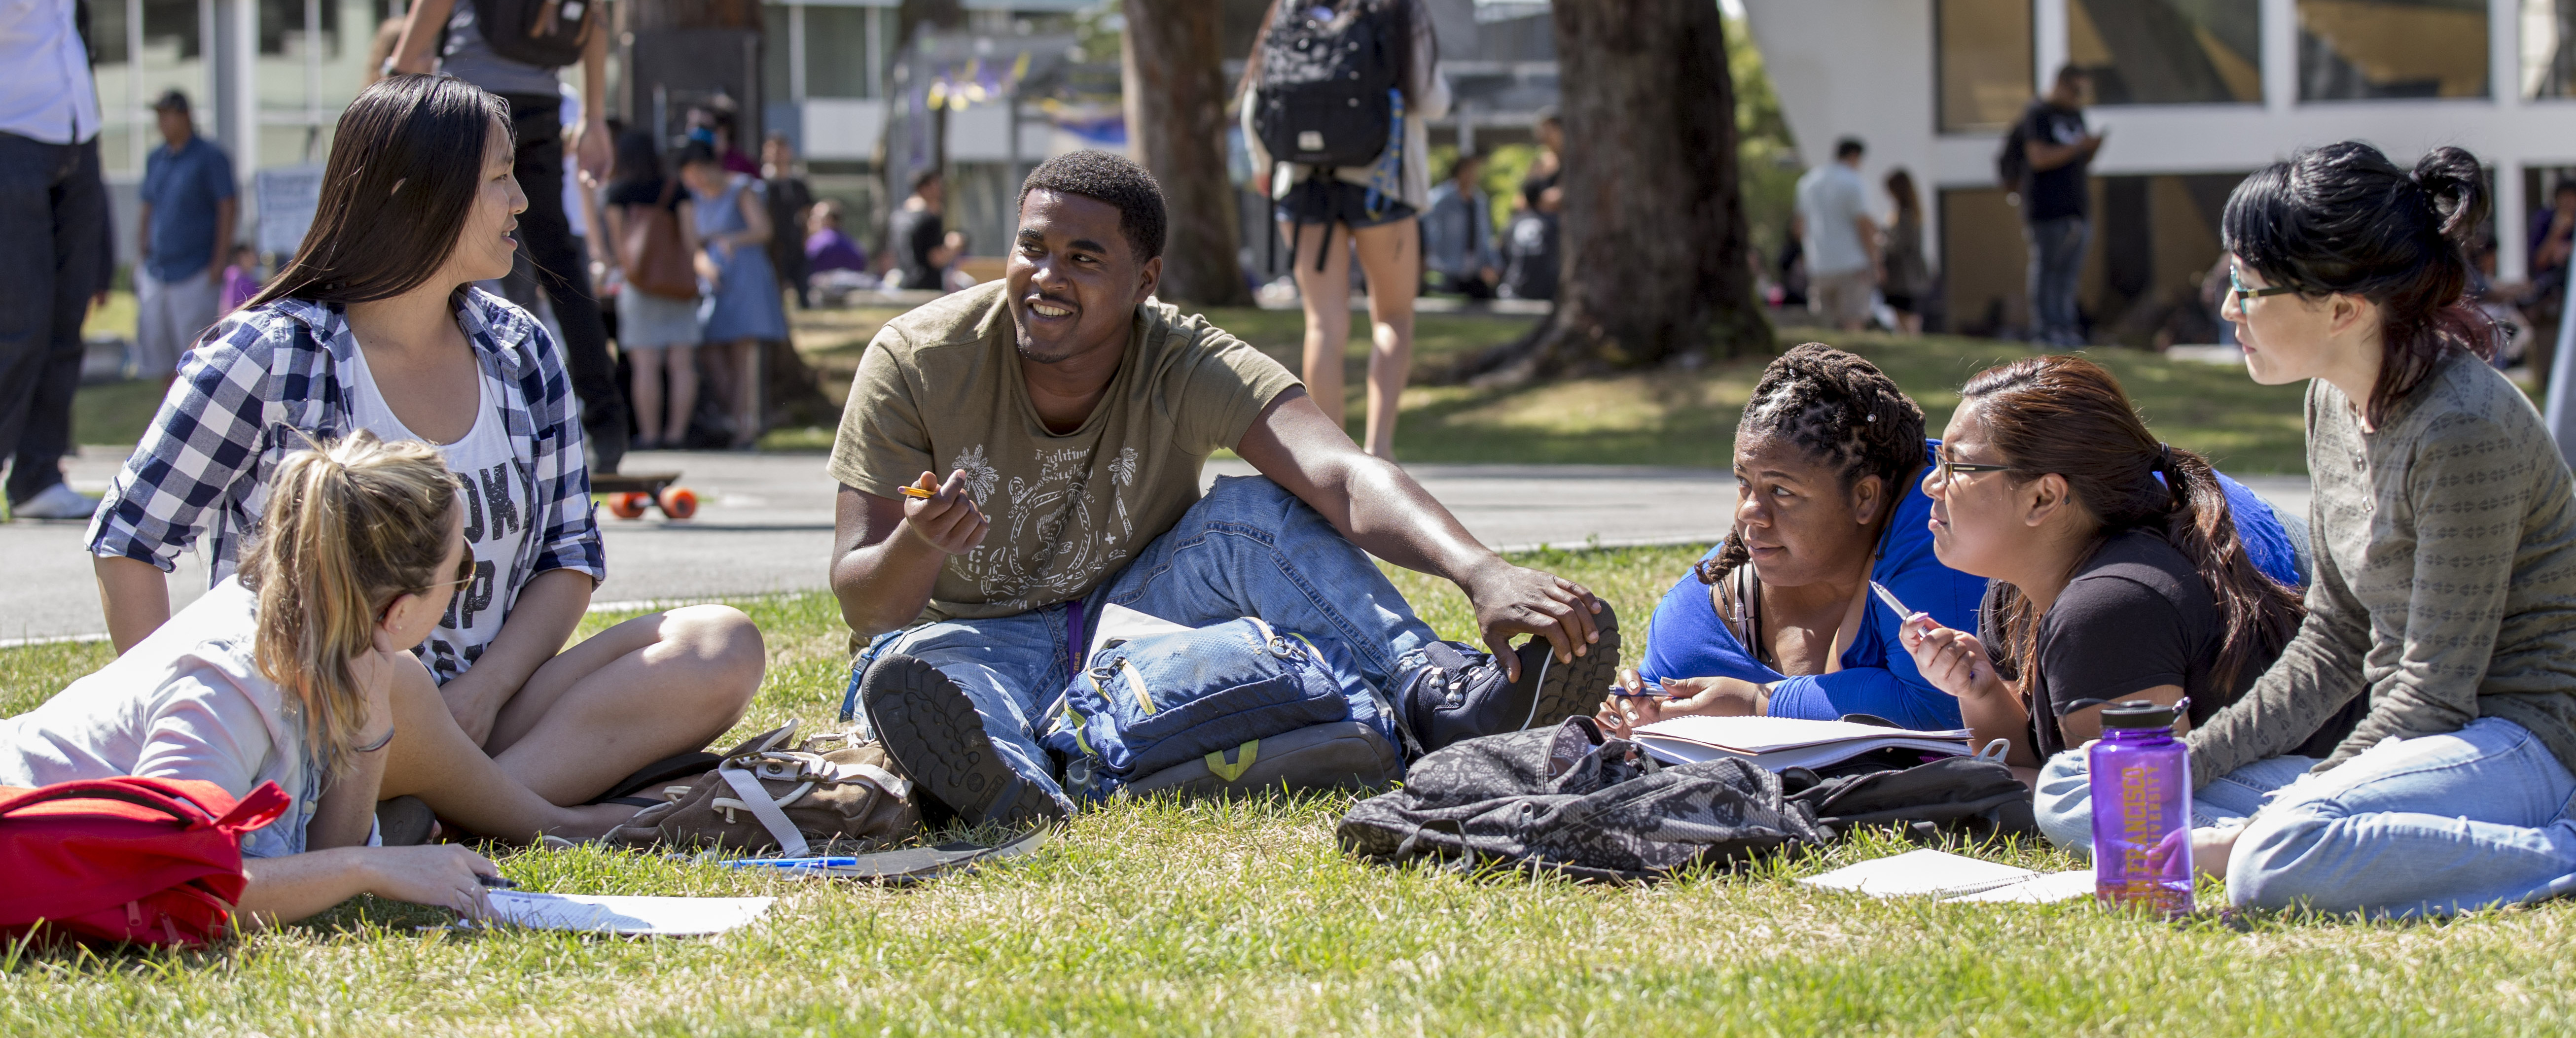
[2214,471,2299,588]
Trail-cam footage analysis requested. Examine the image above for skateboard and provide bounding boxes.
[594,472,698,520]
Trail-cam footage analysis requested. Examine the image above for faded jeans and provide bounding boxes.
[2035,717,2576,917]
[2025,214,2089,346]
[843,476,1445,815]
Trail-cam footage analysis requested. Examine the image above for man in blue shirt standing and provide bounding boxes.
[135,90,234,391]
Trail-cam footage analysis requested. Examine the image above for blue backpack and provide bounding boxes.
[1039,618,1402,801]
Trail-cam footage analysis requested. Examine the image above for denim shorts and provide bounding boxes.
[1274,178,1417,229]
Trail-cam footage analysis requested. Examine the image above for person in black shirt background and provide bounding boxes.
[892,168,964,291]
[760,132,816,308]
[2016,67,2104,347]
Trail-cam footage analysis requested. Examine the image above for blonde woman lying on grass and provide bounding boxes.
[2,434,642,923]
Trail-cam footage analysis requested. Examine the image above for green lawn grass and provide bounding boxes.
[768,304,2320,473]
[8,544,2576,1035]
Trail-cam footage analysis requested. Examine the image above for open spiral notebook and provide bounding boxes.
[1629,715,1975,772]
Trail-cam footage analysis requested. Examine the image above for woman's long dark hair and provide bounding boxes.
[1699,344,1927,586]
[609,129,663,192]
[1962,355,2304,694]
[1237,0,1423,108]
[2222,141,2497,425]
[250,74,510,309]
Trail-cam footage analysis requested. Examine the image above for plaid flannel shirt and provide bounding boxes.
[86,289,605,633]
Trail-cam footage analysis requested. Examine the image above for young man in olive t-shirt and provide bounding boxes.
[828,151,1620,824]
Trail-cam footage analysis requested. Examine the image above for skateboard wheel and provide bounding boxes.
[658,486,698,519]
[608,492,649,519]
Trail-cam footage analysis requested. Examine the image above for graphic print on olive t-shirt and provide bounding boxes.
[421,459,533,684]
[945,442,1144,612]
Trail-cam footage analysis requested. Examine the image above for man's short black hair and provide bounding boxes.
[1835,136,1865,160]
[1017,150,1167,262]
[910,168,943,193]
[2056,64,2091,87]
[153,89,189,114]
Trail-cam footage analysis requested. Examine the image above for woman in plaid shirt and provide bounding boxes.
[85,75,764,833]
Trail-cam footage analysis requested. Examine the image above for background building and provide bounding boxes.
[1747,0,2576,343]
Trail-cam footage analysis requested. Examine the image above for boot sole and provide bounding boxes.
[1509,598,1623,732]
[858,654,1063,827]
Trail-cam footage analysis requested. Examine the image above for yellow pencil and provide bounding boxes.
[898,485,936,499]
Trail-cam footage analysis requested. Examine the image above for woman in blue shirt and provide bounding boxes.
[1601,345,2303,733]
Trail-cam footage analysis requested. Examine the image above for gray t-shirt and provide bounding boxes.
[1796,163,1871,277]
[2187,351,2576,786]
[440,3,565,98]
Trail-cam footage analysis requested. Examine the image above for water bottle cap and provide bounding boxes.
[2099,698,2184,729]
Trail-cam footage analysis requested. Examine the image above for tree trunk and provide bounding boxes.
[1120,0,1252,306]
[1453,0,1771,384]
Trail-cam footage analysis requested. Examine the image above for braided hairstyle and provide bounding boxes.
[1699,344,1928,586]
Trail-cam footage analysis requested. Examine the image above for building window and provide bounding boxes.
[2298,0,2489,101]
[804,5,885,100]
[1937,0,2034,133]
[2526,0,2576,98]
[2068,0,2261,104]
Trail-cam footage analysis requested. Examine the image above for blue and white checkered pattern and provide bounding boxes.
[85,287,604,628]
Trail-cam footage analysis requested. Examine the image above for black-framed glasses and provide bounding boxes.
[2228,268,2298,307]
[1930,456,2016,485]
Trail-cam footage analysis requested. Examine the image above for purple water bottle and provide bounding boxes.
[2088,699,2193,916]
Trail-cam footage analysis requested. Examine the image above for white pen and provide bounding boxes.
[1870,581,1932,627]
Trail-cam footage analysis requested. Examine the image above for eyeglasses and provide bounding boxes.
[2228,268,2298,308]
[1929,456,2016,485]
[414,554,477,597]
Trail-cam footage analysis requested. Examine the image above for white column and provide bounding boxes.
[2033,0,2069,91]
[2497,0,2529,281]
[2261,0,2297,112]
[789,4,808,104]
[211,0,257,184]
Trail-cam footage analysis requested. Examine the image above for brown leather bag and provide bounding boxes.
[617,179,700,301]
[604,723,920,856]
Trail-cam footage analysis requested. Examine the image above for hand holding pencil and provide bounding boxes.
[898,470,989,556]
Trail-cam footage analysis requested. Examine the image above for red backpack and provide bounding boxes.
[0,777,290,948]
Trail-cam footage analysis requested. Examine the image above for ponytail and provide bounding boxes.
[238,431,458,783]
[1962,355,2304,692]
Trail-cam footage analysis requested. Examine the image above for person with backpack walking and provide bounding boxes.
[2003,66,2104,346]
[7,433,647,924]
[388,0,632,474]
[2018,144,2576,918]
[600,130,701,451]
[87,76,764,827]
[1240,0,1450,461]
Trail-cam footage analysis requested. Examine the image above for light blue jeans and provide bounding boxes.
[845,476,1444,815]
[2025,214,2089,346]
[2035,717,2576,917]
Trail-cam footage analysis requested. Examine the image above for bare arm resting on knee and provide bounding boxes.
[1234,387,1603,678]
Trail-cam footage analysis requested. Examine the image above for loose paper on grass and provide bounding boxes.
[480,892,775,935]
[1799,849,2091,904]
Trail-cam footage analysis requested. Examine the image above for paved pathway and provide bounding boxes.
[1,447,2309,645]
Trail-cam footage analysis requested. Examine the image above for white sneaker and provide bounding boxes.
[11,483,99,520]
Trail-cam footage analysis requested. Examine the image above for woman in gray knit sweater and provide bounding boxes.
[2031,142,2576,917]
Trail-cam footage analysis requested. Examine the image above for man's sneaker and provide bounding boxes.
[857,653,1064,828]
[1395,599,1621,754]
[11,483,98,520]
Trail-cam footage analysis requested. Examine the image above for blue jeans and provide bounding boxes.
[2035,718,2576,917]
[2025,214,2088,346]
[845,476,1444,815]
